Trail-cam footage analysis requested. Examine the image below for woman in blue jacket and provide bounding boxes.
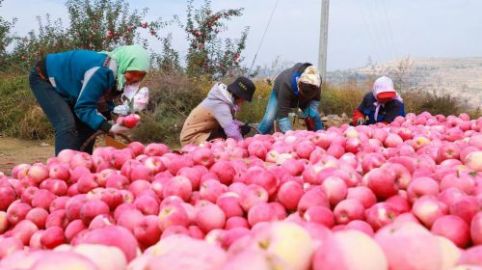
[29,45,150,155]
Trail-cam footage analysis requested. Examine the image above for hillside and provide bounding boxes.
[328,57,482,108]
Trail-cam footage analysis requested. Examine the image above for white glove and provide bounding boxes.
[113,104,130,116]
[109,123,130,135]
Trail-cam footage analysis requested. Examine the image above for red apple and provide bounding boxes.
[471,212,482,245]
[276,180,303,211]
[334,199,365,225]
[195,203,226,233]
[40,226,65,248]
[431,215,470,248]
[134,215,162,247]
[412,196,448,228]
[303,206,335,228]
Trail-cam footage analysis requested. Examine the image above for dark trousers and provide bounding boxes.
[29,67,96,155]
[207,124,251,141]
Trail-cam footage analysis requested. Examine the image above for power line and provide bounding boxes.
[378,0,397,59]
[358,1,383,64]
[248,0,280,75]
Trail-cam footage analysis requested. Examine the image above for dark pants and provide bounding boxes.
[29,67,96,155]
[208,124,252,141]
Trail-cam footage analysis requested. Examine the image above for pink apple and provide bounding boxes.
[195,203,226,233]
[346,186,377,209]
[375,222,443,270]
[365,203,399,231]
[0,186,16,211]
[431,215,470,248]
[144,143,169,156]
[407,177,439,202]
[239,184,269,211]
[45,209,68,229]
[303,206,335,228]
[65,195,88,221]
[9,219,38,245]
[0,237,24,259]
[210,161,236,186]
[163,176,192,202]
[334,199,365,225]
[298,186,330,214]
[247,202,277,226]
[449,195,479,224]
[73,225,139,262]
[242,167,278,196]
[464,151,482,172]
[26,207,49,229]
[440,173,476,195]
[216,193,244,218]
[77,173,99,194]
[40,226,65,248]
[65,220,86,242]
[345,220,375,236]
[7,201,31,226]
[116,208,144,232]
[364,167,398,200]
[471,212,482,245]
[31,189,56,210]
[48,163,70,181]
[313,230,388,270]
[225,216,249,229]
[133,195,160,216]
[321,176,348,206]
[158,203,189,231]
[276,180,303,211]
[295,140,316,159]
[134,215,162,247]
[27,163,49,185]
[458,246,482,267]
[412,195,448,228]
[0,211,8,234]
[39,179,68,196]
[79,199,110,225]
[88,214,114,230]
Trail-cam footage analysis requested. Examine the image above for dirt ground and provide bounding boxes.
[0,137,54,174]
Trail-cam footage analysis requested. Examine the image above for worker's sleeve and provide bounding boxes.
[211,103,243,140]
[74,67,115,132]
[303,100,324,131]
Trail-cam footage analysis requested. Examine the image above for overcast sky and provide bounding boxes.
[2,0,482,71]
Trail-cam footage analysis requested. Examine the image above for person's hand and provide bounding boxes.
[356,119,365,126]
[109,123,130,135]
[234,120,245,126]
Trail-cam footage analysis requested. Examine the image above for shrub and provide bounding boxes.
[131,72,211,146]
[0,75,52,139]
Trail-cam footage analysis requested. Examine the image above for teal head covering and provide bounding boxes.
[105,45,150,91]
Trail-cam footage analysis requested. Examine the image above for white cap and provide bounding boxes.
[373,76,396,96]
[299,66,322,88]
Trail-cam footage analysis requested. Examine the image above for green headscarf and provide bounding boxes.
[105,45,150,91]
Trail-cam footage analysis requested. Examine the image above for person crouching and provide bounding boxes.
[180,77,256,146]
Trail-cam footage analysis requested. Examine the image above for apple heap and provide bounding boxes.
[0,111,482,269]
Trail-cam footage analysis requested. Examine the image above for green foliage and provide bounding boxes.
[0,0,16,71]
[66,0,145,50]
[131,72,211,146]
[185,0,249,78]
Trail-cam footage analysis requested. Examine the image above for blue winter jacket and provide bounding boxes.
[45,50,116,130]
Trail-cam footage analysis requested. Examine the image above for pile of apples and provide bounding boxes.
[1,112,482,270]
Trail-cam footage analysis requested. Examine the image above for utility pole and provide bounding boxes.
[318,0,330,81]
